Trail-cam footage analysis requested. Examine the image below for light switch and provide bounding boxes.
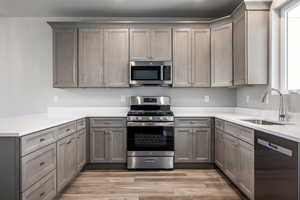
[121,96,127,104]
[53,96,59,103]
[246,96,250,104]
[204,96,210,103]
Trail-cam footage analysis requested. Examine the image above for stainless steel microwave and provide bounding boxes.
[129,61,172,86]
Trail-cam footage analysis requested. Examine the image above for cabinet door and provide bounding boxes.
[57,134,76,192]
[211,23,233,87]
[76,129,86,171]
[90,128,107,163]
[193,128,211,162]
[215,129,225,169]
[130,29,150,60]
[224,133,239,184]
[104,28,129,87]
[238,140,254,199]
[78,28,104,87]
[192,29,211,87]
[151,28,172,61]
[53,28,77,88]
[175,128,193,162]
[233,11,247,86]
[173,29,192,87]
[107,128,127,163]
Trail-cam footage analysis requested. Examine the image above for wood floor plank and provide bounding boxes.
[60,169,244,200]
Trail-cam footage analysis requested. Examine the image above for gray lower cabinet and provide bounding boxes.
[215,119,254,200]
[175,118,211,163]
[52,27,78,88]
[76,129,87,171]
[90,127,127,163]
[57,134,77,192]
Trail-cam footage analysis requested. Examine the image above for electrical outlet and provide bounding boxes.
[246,96,250,104]
[121,96,127,104]
[53,96,59,103]
[204,96,210,103]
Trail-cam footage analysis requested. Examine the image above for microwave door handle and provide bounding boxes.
[161,65,164,81]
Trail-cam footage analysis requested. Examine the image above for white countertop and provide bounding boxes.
[1,107,300,143]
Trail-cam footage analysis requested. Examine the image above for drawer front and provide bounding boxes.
[238,126,254,145]
[76,119,86,131]
[22,170,56,200]
[21,128,57,156]
[22,144,56,192]
[90,118,126,128]
[175,118,211,128]
[224,122,239,138]
[56,121,76,140]
[215,118,224,130]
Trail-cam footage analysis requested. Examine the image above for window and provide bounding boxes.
[281,0,300,91]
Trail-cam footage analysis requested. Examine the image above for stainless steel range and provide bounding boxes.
[127,96,174,169]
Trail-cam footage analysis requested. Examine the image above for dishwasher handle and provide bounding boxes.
[257,138,293,157]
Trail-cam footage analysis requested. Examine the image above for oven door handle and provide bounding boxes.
[127,122,174,127]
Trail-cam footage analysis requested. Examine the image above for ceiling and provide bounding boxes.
[0,0,241,18]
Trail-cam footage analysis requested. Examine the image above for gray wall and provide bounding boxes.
[0,17,236,118]
[237,86,300,113]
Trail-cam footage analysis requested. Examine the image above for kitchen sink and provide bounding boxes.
[242,119,286,125]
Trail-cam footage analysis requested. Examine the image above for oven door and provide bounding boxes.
[127,122,174,152]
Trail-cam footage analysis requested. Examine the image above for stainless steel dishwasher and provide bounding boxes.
[255,130,299,200]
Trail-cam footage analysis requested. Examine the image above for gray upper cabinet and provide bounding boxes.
[173,28,192,87]
[175,128,194,162]
[130,27,172,61]
[191,29,211,87]
[78,28,104,87]
[53,28,78,88]
[150,28,172,61]
[211,22,233,87]
[233,5,269,86]
[104,28,129,87]
[193,128,211,162]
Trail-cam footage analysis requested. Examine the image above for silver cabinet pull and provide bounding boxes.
[40,138,45,142]
[40,192,45,197]
[40,162,45,166]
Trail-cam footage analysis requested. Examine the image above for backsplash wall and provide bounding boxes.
[0,17,236,118]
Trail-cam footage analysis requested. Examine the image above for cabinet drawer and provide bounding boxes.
[56,121,76,140]
[215,118,224,130]
[76,119,86,131]
[224,122,239,138]
[90,118,126,128]
[238,126,254,145]
[175,118,211,128]
[22,144,56,192]
[21,127,57,156]
[22,170,56,200]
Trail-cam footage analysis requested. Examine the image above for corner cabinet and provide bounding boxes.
[211,22,233,87]
[233,5,269,86]
[53,28,78,88]
[130,27,172,61]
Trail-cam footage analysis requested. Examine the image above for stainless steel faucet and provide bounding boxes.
[261,88,286,121]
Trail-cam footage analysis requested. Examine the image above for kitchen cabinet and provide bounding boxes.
[233,6,269,86]
[215,129,225,169]
[173,28,192,87]
[238,140,254,199]
[53,27,78,88]
[175,128,194,162]
[130,27,172,61]
[90,120,127,163]
[104,28,129,87]
[57,134,77,192]
[224,133,239,183]
[78,28,104,87]
[76,129,86,171]
[191,29,211,87]
[175,118,211,163]
[211,22,233,87]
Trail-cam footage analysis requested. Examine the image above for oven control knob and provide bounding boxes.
[149,117,153,120]
[137,117,143,121]
[160,117,165,121]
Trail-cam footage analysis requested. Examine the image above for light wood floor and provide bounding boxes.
[60,169,244,200]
